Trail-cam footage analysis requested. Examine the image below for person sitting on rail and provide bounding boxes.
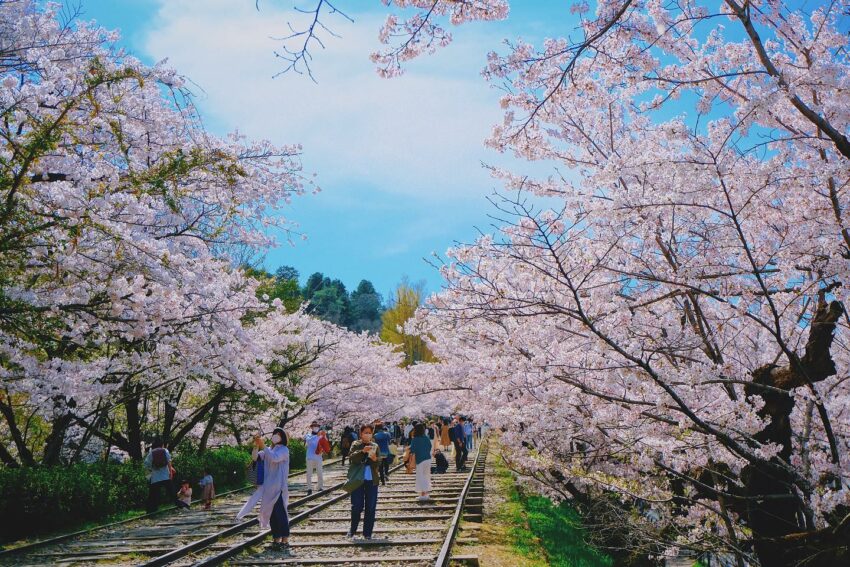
[176,480,192,510]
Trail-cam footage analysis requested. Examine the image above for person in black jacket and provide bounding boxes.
[432,448,449,474]
[451,417,467,472]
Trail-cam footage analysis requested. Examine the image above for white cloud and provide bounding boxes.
[142,0,506,200]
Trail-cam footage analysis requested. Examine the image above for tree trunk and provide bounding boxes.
[42,409,74,465]
[198,401,221,452]
[743,295,843,566]
[124,387,143,461]
[0,393,35,466]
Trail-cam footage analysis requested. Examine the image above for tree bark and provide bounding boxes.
[743,294,844,566]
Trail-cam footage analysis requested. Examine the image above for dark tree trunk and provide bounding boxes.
[124,387,143,461]
[0,393,35,465]
[198,401,221,452]
[743,295,844,566]
[42,409,74,465]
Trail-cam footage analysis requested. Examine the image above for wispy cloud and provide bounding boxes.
[142,0,506,201]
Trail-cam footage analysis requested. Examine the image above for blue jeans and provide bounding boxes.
[269,494,289,538]
[349,482,379,537]
[466,434,474,451]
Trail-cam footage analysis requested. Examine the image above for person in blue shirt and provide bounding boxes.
[463,418,474,451]
[143,438,179,512]
[372,422,393,485]
[410,423,434,501]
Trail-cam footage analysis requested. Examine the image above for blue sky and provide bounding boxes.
[73,0,575,298]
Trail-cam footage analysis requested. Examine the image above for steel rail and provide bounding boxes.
[433,440,486,567]
[0,457,342,559]
[191,461,406,567]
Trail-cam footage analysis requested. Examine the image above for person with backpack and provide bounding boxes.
[253,428,294,555]
[372,422,393,485]
[340,426,355,465]
[144,438,180,512]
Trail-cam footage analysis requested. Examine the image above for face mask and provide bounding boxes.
[362,433,372,442]
[312,428,319,434]
[271,434,282,444]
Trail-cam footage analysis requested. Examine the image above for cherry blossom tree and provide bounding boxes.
[0,0,313,463]
[369,0,850,564]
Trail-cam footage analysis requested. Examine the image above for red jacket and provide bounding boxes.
[316,435,331,456]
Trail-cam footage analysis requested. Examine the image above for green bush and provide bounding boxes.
[288,438,306,471]
[0,446,252,544]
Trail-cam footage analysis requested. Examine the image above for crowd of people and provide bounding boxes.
[142,414,483,557]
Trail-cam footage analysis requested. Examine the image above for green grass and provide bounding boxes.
[495,462,613,567]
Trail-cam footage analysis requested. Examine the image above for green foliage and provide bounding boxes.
[300,271,383,333]
[245,266,302,313]
[497,464,612,567]
[288,438,306,471]
[380,279,435,366]
[350,280,382,333]
[0,446,250,543]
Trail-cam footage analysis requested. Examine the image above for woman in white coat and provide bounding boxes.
[252,428,293,555]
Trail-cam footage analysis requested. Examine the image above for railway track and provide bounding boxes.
[1,442,487,567]
[0,458,346,566]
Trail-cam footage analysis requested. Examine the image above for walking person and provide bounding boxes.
[304,421,325,495]
[373,422,392,485]
[345,424,382,540]
[144,438,180,512]
[410,423,434,501]
[429,420,439,443]
[452,417,467,472]
[402,421,414,446]
[463,417,474,452]
[252,429,294,555]
[340,425,355,465]
[440,419,452,453]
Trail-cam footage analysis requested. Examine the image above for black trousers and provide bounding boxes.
[270,494,290,538]
[379,457,391,482]
[454,441,467,470]
[350,482,379,537]
[146,478,176,512]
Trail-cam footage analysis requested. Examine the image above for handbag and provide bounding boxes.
[342,462,366,494]
[247,460,264,486]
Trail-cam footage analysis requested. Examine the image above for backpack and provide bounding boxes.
[341,435,352,451]
[448,426,456,442]
[152,447,167,468]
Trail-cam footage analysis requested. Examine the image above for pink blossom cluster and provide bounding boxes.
[379,0,850,561]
